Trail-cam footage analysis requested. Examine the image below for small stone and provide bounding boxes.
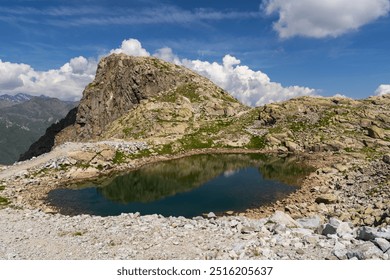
[321,223,337,236]
[383,154,390,165]
[297,216,322,230]
[207,212,216,219]
[268,211,301,228]
[315,194,338,204]
[284,140,300,152]
[373,238,390,253]
[43,207,56,214]
[296,248,305,255]
[348,243,384,260]
[229,250,238,259]
[367,125,385,139]
[241,226,255,234]
[225,211,234,215]
[336,222,354,239]
[357,226,376,241]
[184,224,194,230]
[333,163,348,172]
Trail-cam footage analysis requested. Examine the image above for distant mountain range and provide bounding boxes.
[0,93,78,164]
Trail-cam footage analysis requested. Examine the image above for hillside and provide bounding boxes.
[20,54,390,163]
[0,95,77,164]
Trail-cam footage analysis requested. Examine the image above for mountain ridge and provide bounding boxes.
[0,95,77,164]
[19,53,390,164]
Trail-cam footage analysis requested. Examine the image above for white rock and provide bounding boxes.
[269,211,301,228]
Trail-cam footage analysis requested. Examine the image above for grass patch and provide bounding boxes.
[0,185,5,191]
[97,164,104,171]
[128,149,152,159]
[175,83,201,102]
[180,135,213,150]
[123,127,132,136]
[72,231,84,236]
[344,147,354,153]
[0,196,9,206]
[112,150,127,164]
[31,168,50,177]
[289,121,308,132]
[76,162,91,169]
[316,111,336,127]
[246,136,266,149]
[360,147,380,160]
[158,144,174,155]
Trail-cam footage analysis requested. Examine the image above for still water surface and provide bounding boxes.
[47,154,313,217]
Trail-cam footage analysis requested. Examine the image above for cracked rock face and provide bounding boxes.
[76,54,193,139]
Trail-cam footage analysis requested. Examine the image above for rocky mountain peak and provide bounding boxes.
[73,53,243,141]
[21,54,246,159]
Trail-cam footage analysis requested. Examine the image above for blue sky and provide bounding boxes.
[0,0,389,105]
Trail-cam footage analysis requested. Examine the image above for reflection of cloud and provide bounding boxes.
[224,170,238,177]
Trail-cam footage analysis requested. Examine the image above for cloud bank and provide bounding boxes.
[263,0,390,38]
[0,39,318,106]
[0,57,96,101]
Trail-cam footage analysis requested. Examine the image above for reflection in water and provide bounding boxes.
[47,154,314,217]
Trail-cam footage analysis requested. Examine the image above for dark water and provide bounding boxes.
[47,153,313,217]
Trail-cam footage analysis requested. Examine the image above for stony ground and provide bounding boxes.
[1,207,389,260]
[0,142,389,260]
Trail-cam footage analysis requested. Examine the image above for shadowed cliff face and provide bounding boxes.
[18,107,77,161]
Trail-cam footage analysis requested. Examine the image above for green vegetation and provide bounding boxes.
[360,146,381,160]
[72,231,84,236]
[0,185,5,191]
[76,162,91,169]
[344,147,354,153]
[151,58,171,72]
[316,111,336,127]
[175,83,201,102]
[112,150,127,164]
[180,134,213,150]
[289,121,308,132]
[158,144,174,155]
[246,136,266,149]
[31,167,50,177]
[0,196,9,206]
[128,149,152,159]
[122,127,132,136]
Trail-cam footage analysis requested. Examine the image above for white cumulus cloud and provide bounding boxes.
[0,60,32,90]
[0,38,316,105]
[0,57,96,101]
[181,54,316,106]
[110,39,150,56]
[375,84,390,95]
[263,0,390,38]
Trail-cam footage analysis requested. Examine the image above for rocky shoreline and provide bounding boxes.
[0,141,389,260]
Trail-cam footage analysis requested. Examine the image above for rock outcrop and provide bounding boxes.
[60,53,245,143]
[20,52,390,162]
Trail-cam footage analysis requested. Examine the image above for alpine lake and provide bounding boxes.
[47,153,314,218]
